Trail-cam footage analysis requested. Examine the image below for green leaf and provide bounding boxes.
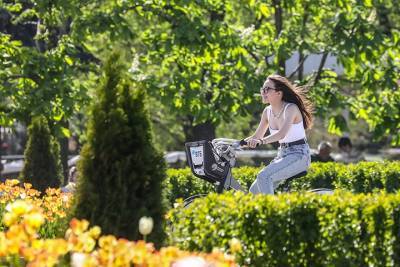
[327,115,348,135]
[259,3,270,17]
[358,108,368,120]
[60,126,71,138]
[364,0,372,7]
[65,56,73,66]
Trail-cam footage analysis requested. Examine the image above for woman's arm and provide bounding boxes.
[245,108,269,148]
[245,107,269,141]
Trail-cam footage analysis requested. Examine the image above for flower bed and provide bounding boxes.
[0,181,237,266]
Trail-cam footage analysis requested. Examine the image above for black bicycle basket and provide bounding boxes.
[185,140,229,185]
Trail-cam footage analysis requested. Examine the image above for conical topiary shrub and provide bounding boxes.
[73,51,166,245]
[20,116,63,193]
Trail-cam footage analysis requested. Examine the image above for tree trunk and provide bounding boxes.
[298,10,308,80]
[273,0,285,74]
[298,50,304,80]
[60,120,69,185]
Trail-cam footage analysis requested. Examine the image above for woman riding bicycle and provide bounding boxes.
[245,74,314,195]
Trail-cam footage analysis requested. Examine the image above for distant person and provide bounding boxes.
[61,166,77,193]
[311,141,335,162]
[335,136,365,164]
[68,166,78,183]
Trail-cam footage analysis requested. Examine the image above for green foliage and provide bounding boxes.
[290,162,340,190]
[0,31,90,139]
[2,0,400,145]
[165,168,215,208]
[72,51,166,246]
[168,191,400,266]
[20,116,63,193]
[130,1,264,133]
[292,161,400,194]
[164,161,400,207]
[164,167,260,208]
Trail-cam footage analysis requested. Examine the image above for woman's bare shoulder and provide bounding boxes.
[262,106,270,122]
[286,103,302,119]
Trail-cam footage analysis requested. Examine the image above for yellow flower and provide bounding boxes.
[24,212,45,229]
[0,232,7,257]
[88,226,101,239]
[229,238,242,253]
[7,179,20,186]
[8,199,32,216]
[98,235,117,249]
[3,212,16,227]
[5,225,29,254]
[46,239,69,255]
[160,246,181,259]
[82,236,96,253]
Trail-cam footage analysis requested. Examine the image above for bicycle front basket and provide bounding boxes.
[185,140,229,185]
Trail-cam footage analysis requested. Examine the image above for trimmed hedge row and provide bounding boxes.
[164,161,400,206]
[167,191,400,267]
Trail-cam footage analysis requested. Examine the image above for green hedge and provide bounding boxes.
[291,161,400,193]
[164,161,400,206]
[167,191,400,267]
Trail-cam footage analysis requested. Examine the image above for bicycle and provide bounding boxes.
[184,138,333,207]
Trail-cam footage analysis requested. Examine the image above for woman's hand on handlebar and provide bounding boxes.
[248,138,262,148]
[242,137,262,148]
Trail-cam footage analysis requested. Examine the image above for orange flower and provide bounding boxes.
[0,232,7,257]
[69,218,90,235]
[0,193,238,267]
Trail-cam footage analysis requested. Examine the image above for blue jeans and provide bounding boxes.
[249,143,311,194]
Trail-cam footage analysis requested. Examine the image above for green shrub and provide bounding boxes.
[334,162,400,193]
[20,116,63,193]
[289,162,343,191]
[165,168,214,207]
[168,191,400,267]
[73,51,166,246]
[164,161,400,207]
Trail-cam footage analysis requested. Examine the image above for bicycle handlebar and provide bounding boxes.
[211,138,260,149]
[239,139,261,147]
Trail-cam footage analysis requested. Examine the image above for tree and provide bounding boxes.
[128,0,399,144]
[127,1,261,142]
[0,1,95,182]
[2,0,399,150]
[237,0,399,142]
[20,116,63,193]
[73,51,166,245]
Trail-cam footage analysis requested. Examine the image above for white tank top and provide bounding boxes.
[267,103,306,143]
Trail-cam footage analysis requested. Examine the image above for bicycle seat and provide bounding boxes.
[281,171,307,192]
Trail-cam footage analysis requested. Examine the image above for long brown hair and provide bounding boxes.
[267,74,314,129]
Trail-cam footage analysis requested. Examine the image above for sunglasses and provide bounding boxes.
[260,86,276,94]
